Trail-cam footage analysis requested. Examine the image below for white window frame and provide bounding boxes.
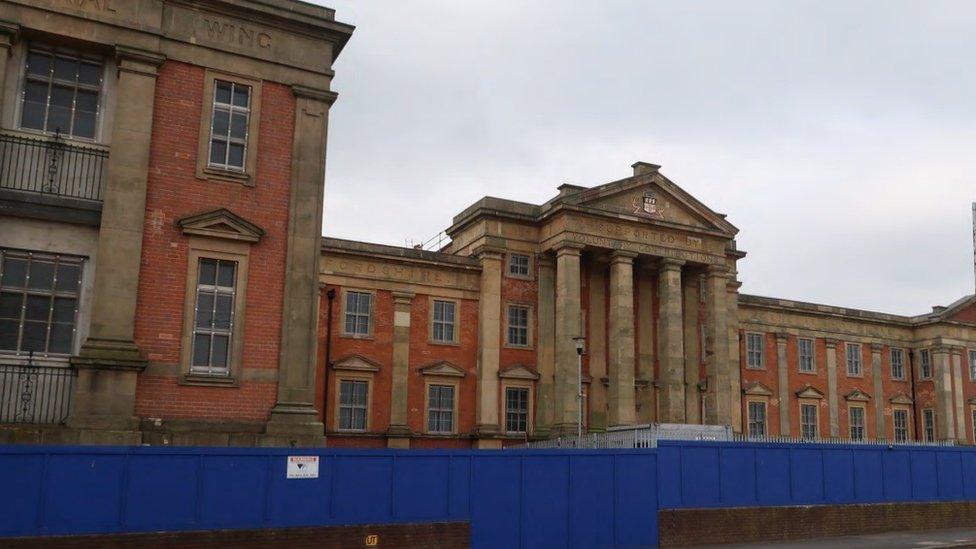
[19,43,104,141]
[206,79,252,172]
[968,350,976,382]
[849,405,866,441]
[337,378,369,432]
[800,402,818,440]
[747,400,767,437]
[923,408,935,442]
[426,384,456,434]
[890,347,905,380]
[430,299,457,344]
[798,337,815,373]
[893,408,909,443]
[845,343,862,376]
[507,253,531,278]
[919,349,932,380]
[189,258,237,376]
[504,385,530,434]
[342,290,373,338]
[745,332,764,369]
[506,304,531,348]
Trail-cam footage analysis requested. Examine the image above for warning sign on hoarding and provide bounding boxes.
[286,456,319,479]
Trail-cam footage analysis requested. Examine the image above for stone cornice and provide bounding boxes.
[292,85,338,104]
[320,237,481,271]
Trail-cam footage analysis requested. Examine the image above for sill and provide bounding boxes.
[428,339,460,347]
[745,366,765,371]
[504,273,534,281]
[846,373,864,378]
[340,333,374,341]
[180,372,239,387]
[423,432,459,437]
[504,343,534,351]
[333,429,369,435]
[201,166,254,187]
[798,370,817,375]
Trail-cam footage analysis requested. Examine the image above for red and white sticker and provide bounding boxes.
[286,455,319,479]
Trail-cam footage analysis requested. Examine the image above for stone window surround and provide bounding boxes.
[918,348,933,380]
[179,237,250,387]
[2,39,117,145]
[501,379,533,436]
[745,331,764,370]
[892,405,912,442]
[798,400,819,440]
[504,302,534,350]
[339,287,376,340]
[848,403,867,440]
[797,336,816,374]
[505,252,534,280]
[195,69,262,187]
[745,397,768,437]
[428,296,459,346]
[968,349,976,382]
[922,408,936,442]
[845,342,863,378]
[890,347,906,381]
[332,371,374,433]
[423,378,460,435]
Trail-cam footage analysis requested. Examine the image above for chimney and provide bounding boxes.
[632,161,661,176]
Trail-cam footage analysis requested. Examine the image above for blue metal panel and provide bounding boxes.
[614,454,658,548]
[937,451,964,500]
[963,452,976,498]
[822,449,854,503]
[332,455,394,523]
[266,455,332,527]
[198,455,267,528]
[521,455,569,549]
[789,448,824,504]
[124,455,198,531]
[448,455,470,519]
[755,447,791,505]
[720,447,757,506]
[394,456,451,522]
[656,445,682,509]
[568,455,614,549]
[852,449,883,502]
[911,451,939,501]
[883,450,912,501]
[43,454,125,535]
[680,446,721,507]
[470,455,520,549]
[0,454,45,537]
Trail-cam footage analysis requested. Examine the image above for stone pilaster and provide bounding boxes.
[474,246,504,446]
[682,273,701,423]
[657,258,685,423]
[933,346,955,441]
[775,332,790,436]
[608,250,637,427]
[704,266,731,426]
[825,339,840,437]
[871,344,885,439]
[267,85,339,440]
[386,291,414,448]
[587,257,608,431]
[636,262,656,423]
[553,242,585,435]
[727,279,743,432]
[0,22,19,110]
[535,253,556,437]
[70,46,165,432]
[951,347,966,443]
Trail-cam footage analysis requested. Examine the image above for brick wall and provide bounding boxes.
[133,60,294,422]
[659,501,976,546]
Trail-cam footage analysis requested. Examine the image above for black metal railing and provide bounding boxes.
[0,132,107,201]
[0,359,76,425]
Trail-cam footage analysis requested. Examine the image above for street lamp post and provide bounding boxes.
[572,336,585,440]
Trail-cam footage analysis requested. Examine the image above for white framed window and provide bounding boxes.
[20,45,103,140]
[968,350,976,382]
[0,249,82,355]
[798,338,815,373]
[846,343,862,376]
[893,409,909,443]
[923,408,935,442]
[338,379,368,431]
[431,299,456,343]
[427,384,455,434]
[747,400,767,437]
[849,406,865,441]
[890,348,905,380]
[919,349,932,380]
[343,291,372,336]
[746,332,764,369]
[207,80,251,172]
[507,304,530,347]
[505,386,530,433]
[190,258,236,375]
[507,253,531,277]
[800,403,818,440]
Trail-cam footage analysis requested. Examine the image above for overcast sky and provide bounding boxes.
[315,1,975,315]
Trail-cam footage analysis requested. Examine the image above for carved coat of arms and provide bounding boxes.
[633,190,664,219]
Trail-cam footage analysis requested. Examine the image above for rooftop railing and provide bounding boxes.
[0,131,107,202]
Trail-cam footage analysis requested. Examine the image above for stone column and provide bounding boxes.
[951,347,966,443]
[871,344,885,440]
[608,251,637,427]
[636,262,656,423]
[267,86,339,441]
[682,273,701,423]
[657,258,685,423]
[933,346,955,441]
[775,333,790,436]
[704,266,731,426]
[0,22,19,110]
[387,291,414,448]
[825,339,840,437]
[474,246,504,447]
[587,257,608,431]
[553,242,585,435]
[535,253,556,437]
[727,279,743,432]
[70,47,165,434]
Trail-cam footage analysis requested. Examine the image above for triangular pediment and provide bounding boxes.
[889,392,913,405]
[795,385,825,399]
[177,208,266,243]
[419,361,466,378]
[568,170,737,237]
[844,389,871,402]
[498,363,540,380]
[742,381,773,396]
[332,354,381,372]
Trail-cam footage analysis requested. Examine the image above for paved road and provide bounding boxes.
[711,528,976,548]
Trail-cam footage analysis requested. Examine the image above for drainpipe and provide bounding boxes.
[323,288,336,424]
[909,348,919,441]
